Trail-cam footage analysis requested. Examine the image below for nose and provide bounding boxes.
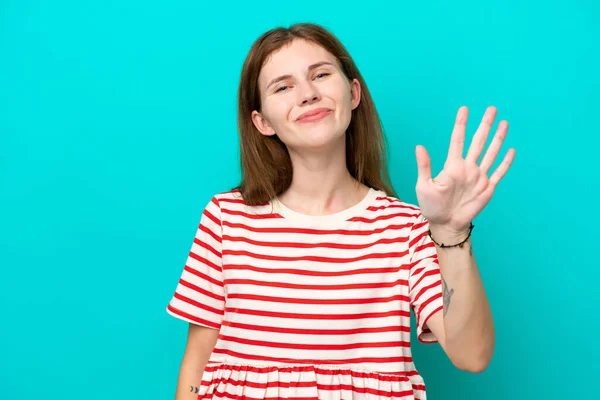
[298,81,321,105]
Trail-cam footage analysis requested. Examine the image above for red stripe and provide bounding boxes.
[218,334,411,351]
[218,197,269,206]
[227,292,410,305]
[222,234,408,250]
[188,252,222,274]
[224,263,410,277]
[183,265,223,287]
[408,226,428,248]
[204,208,221,228]
[411,268,439,294]
[201,376,315,389]
[204,363,423,378]
[318,383,414,398]
[367,203,418,212]
[199,376,419,398]
[222,208,283,219]
[414,241,436,255]
[421,305,442,331]
[416,292,443,320]
[222,221,411,235]
[223,278,408,291]
[193,237,221,258]
[199,222,221,244]
[221,320,410,335]
[313,367,414,379]
[166,304,220,329]
[408,254,438,271]
[211,348,413,364]
[413,280,441,305]
[222,249,409,263]
[413,217,428,227]
[376,196,403,204]
[348,212,416,223]
[419,305,443,343]
[178,278,224,302]
[202,389,316,400]
[224,306,411,320]
[412,265,426,278]
[173,292,223,316]
[223,264,410,276]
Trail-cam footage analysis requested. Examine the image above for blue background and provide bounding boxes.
[1,1,598,399]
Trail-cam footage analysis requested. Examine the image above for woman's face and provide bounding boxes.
[252,39,361,153]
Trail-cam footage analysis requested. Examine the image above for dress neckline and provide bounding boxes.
[270,187,381,226]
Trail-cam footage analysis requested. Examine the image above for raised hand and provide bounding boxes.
[415,106,516,236]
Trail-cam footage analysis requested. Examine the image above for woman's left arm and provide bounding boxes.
[425,225,494,373]
[412,105,516,373]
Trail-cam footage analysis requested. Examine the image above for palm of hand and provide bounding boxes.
[415,106,516,232]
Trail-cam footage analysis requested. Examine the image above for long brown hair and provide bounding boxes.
[235,23,397,205]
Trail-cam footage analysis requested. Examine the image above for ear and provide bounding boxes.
[350,78,361,110]
[251,110,276,136]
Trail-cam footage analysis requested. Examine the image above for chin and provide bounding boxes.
[299,128,346,152]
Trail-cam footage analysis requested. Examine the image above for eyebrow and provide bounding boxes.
[265,61,335,90]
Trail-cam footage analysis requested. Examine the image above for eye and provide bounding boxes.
[275,85,290,93]
[315,72,331,79]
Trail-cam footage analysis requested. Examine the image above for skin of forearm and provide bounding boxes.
[431,227,495,372]
[175,358,209,400]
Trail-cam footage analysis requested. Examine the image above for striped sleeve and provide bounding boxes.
[408,212,443,343]
[166,196,225,330]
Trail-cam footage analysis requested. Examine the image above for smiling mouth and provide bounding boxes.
[297,110,331,123]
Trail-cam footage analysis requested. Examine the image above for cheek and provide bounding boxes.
[265,98,294,128]
[325,80,353,110]
[334,84,354,120]
[341,83,354,106]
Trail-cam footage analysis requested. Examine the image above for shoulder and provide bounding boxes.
[207,189,275,220]
[369,189,422,222]
[211,189,269,208]
[212,189,244,207]
[369,192,432,251]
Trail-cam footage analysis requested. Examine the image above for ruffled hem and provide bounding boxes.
[196,362,427,400]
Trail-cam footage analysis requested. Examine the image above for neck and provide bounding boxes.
[279,138,369,216]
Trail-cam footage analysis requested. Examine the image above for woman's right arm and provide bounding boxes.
[174,324,219,400]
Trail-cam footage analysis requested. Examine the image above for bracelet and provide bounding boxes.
[427,222,475,248]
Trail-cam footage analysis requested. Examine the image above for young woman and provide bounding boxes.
[167,23,515,400]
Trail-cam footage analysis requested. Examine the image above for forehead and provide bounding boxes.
[259,40,339,85]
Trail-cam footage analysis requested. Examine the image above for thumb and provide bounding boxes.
[415,145,432,183]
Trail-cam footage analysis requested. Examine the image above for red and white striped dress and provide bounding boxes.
[167,188,444,400]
